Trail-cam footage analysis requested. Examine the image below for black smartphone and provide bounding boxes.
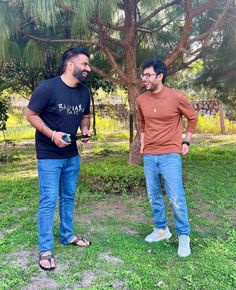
[62,134,72,143]
[62,134,90,143]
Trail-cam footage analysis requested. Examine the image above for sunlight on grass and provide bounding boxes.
[193,133,236,148]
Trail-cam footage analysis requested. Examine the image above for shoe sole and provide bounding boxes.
[145,233,172,243]
[178,251,191,257]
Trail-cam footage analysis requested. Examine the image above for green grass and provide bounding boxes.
[0,135,236,289]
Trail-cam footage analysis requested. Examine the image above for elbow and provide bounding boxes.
[25,108,38,123]
[25,108,30,121]
[25,108,31,122]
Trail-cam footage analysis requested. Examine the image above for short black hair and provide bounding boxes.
[141,58,167,84]
[61,47,90,73]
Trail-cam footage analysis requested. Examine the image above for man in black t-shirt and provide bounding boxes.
[26,47,92,271]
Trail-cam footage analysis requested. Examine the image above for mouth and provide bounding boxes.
[82,71,89,78]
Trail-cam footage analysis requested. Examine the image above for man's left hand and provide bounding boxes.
[81,128,91,143]
[181,144,189,155]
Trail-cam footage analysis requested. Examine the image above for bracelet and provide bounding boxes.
[182,141,190,146]
[51,130,56,142]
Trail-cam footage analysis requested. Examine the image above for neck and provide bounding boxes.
[60,73,80,88]
[151,83,164,94]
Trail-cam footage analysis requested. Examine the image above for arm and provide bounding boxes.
[178,95,198,155]
[140,132,145,154]
[25,108,68,148]
[80,114,90,143]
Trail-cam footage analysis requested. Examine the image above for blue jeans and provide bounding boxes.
[144,153,190,236]
[37,156,80,253]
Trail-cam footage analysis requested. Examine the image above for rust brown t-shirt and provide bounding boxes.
[137,86,198,155]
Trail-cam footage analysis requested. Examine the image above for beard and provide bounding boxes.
[147,83,159,92]
[73,68,89,83]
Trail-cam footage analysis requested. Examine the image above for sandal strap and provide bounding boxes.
[39,254,54,261]
[70,236,90,245]
[76,236,90,244]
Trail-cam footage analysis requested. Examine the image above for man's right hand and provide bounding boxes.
[53,132,70,148]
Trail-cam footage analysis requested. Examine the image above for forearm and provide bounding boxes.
[80,115,90,131]
[141,133,144,146]
[140,132,144,153]
[185,132,193,143]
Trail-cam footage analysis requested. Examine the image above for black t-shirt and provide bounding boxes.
[28,76,90,159]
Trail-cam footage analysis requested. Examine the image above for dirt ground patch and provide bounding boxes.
[77,196,150,227]
[99,252,124,265]
[23,276,59,290]
[226,209,236,226]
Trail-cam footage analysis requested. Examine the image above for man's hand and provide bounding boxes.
[53,132,70,148]
[181,143,189,155]
[81,128,91,143]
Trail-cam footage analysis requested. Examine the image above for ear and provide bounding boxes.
[157,73,163,81]
[67,60,74,71]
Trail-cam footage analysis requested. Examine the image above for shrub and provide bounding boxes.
[80,156,146,195]
[0,150,16,163]
[94,115,127,133]
[196,114,236,134]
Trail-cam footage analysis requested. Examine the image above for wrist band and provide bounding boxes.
[182,141,190,146]
[51,130,56,142]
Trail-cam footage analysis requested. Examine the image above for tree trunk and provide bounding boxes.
[123,0,142,164]
[128,130,141,164]
[129,113,134,145]
[219,103,225,134]
[127,84,141,164]
[90,92,96,135]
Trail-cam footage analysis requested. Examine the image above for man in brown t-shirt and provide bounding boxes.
[138,58,198,257]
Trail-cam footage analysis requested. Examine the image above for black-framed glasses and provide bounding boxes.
[140,73,158,79]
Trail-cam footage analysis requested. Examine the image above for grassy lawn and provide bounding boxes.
[0,134,235,290]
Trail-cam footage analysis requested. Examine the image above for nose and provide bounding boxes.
[86,65,91,72]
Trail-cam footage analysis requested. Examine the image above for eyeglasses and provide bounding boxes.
[140,73,158,79]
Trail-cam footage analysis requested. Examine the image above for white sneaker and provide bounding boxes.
[145,227,172,243]
[178,235,191,257]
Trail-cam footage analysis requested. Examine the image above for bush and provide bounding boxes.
[94,115,127,133]
[0,150,16,163]
[80,156,146,195]
[196,114,236,134]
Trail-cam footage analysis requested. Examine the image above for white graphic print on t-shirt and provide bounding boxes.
[58,104,85,115]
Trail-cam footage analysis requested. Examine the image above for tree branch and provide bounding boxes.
[94,13,127,84]
[165,0,193,66]
[137,20,173,33]
[102,22,125,32]
[169,53,203,75]
[189,1,232,45]
[137,0,183,26]
[90,65,125,86]
[89,23,126,47]
[17,28,98,45]
[191,0,214,17]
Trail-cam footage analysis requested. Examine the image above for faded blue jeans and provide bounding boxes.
[37,156,80,253]
[144,153,190,236]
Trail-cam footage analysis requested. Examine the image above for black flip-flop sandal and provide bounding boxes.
[70,236,91,247]
[39,253,56,271]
